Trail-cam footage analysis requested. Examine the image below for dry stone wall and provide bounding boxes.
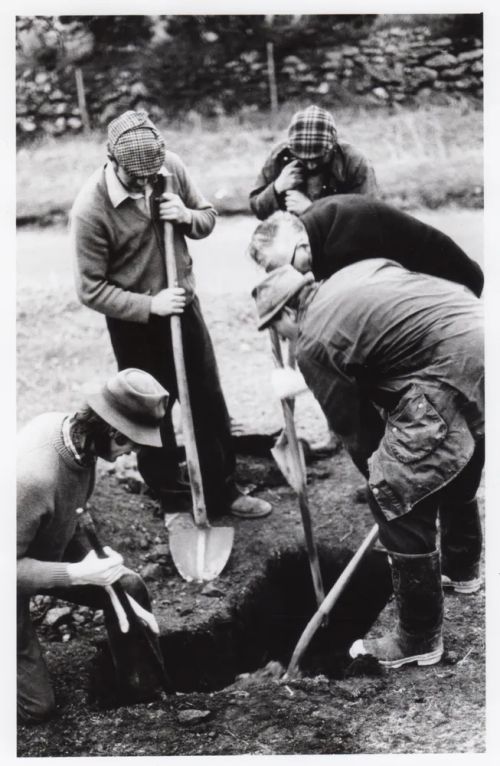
[16,24,482,143]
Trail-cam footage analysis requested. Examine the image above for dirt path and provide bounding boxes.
[16,209,483,290]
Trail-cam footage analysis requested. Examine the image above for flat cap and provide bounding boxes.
[107,110,166,177]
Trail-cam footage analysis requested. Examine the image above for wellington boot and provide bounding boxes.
[349,549,444,669]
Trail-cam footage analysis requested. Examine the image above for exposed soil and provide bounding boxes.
[17,444,485,756]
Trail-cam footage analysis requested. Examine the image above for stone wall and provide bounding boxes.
[16,24,482,143]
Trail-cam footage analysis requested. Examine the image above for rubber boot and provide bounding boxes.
[349,550,444,669]
[440,499,482,594]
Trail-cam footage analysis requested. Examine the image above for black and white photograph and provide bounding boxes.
[10,3,500,760]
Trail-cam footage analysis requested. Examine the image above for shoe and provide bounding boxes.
[349,635,443,668]
[230,494,272,519]
[441,574,481,594]
[349,549,444,669]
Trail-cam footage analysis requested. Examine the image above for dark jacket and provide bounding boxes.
[300,195,484,297]
[249,141,378,220]
[296,259,484,520]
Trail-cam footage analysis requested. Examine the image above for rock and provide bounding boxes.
[457,49,483,63]
[424,53,458,68]
[372,86,390,101]
[177,709,211,725]
[67,117,83,131]
[201,584,226,598]
[141,562,163,581]
[440,64,468,80]
[44,606,73,627]
[152,543,170,559]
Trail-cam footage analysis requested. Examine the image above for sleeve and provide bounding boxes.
[249,149,283,220]
[341,146,379,197]
[380,206,484,298]
[71,210,152,323]
[17,481,71,594]
[298,350,384,477]
[168,154,217,240]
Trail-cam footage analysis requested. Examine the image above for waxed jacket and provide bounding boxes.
[300,195,484,297]
[249,140,378,220]
[296,259,484,520]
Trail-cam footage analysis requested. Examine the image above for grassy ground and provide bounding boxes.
[16,102,483,222]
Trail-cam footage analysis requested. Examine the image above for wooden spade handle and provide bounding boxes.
[163,176,208,528]
[269,327,325,607]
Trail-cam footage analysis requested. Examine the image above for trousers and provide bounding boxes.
[369,437,484,560]
[106,297,236,516]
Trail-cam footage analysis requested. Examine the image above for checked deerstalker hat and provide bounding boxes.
[288,105,337,160]
[86,368,169,448]
[107,110,166,177]
[252,265,315,331]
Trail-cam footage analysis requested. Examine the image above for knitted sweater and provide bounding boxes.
[71,150,217,323]
[17,413,96,594]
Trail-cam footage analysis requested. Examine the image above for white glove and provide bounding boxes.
[271,367,308,400]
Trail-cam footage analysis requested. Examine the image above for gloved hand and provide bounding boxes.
[67,547,125,587]
[271,367,308,400]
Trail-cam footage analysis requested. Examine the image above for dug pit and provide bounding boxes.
[91,543,392,705]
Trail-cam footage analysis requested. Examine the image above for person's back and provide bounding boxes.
[300,195,484,297]
[300,258,482,385]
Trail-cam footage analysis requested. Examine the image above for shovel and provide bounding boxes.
[269,327,325,608]
[77,508,173,696]
[284,523,379,679]
[162,175,234,582]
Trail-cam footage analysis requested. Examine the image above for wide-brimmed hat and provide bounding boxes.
[288,105,337,160]
[86,368,168,447]
[107,110,166,177]
[252,265,314,331]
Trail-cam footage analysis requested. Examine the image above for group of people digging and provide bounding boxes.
[17,106,484,723]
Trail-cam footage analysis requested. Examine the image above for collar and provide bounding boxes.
[62,416,84,465]
[105,163,167,208]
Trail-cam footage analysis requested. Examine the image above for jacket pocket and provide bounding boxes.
[385,384,447,464]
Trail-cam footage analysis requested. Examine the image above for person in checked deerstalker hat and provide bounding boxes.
[17,369,169,723]
[71,110,271,520]
[249,105,379,220]
[252,262,484,671]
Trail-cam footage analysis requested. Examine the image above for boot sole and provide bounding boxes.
[442,577,481,595]
[350,640,443,668]
[380,647,443,668]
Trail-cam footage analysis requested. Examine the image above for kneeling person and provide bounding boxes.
[17,368,168,724]
[252,262,484,668]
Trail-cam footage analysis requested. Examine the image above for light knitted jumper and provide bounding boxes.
[17,413,95,594]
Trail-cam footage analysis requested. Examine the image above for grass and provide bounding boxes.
[16,102,483,221]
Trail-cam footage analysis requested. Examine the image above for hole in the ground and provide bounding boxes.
[91,544,392,705]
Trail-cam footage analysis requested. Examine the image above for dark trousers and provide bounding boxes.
[106,297,236,516]
[17,571,151,725]
[369,439,484,571]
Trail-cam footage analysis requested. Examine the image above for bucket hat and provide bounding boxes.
[107,110,166,177]
[288,105,337,160]
[252,265,314,331]
[86,368,168,448]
